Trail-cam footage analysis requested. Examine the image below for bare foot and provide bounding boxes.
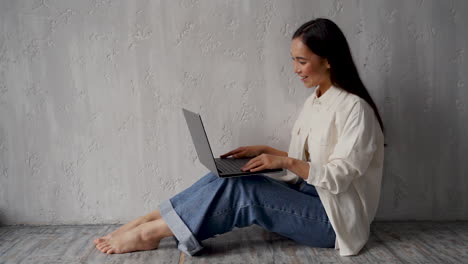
[94,234,112,245]
[95,219,171,254]
[96,227,159,254]
[93,211,161,245]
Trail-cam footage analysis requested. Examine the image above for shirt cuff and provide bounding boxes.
[306,161,323,186]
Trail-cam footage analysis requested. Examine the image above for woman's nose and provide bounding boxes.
[293,64,300,73]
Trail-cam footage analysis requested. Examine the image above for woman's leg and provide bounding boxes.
[94,172,221,253]
[94,210,162,244]
[159,172,335,256]
[94,172,221,247]
[96,217,175,254]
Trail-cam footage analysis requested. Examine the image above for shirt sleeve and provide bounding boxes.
[306,100,379,194]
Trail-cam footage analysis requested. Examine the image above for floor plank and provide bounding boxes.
[0,222,467,264]
[0,224,180,264]
[371,222,466,264]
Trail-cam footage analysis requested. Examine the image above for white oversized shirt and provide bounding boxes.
[270,85,385,256]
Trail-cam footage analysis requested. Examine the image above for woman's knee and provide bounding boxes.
[199,171,220,182]
[231,174,267,183]
[206,174,267,187]
[223,175,269,197]
[233,175,286,191]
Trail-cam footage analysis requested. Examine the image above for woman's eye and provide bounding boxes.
[299,61,306,65]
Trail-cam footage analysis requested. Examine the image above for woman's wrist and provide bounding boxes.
[283,157,309,180]
[283,157,293,170]
[263,145,288,157]
[262,145,271,155]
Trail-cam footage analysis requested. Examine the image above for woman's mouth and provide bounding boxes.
[301,76,309,82]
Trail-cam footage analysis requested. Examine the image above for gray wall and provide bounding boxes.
[0,0,467,225]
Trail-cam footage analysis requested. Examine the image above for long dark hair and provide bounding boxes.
[293,18,385,139]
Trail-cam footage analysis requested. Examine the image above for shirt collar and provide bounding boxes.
[310,85,342,107]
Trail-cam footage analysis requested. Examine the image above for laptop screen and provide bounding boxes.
[182,108,219,175]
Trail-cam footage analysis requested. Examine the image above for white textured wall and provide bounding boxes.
[0,0,467,225]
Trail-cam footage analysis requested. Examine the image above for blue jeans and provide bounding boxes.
[159,172,336,256]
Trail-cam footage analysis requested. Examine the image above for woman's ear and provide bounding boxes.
[321,58,331,70]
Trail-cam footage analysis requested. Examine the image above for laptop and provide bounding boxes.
[182,108,285,178]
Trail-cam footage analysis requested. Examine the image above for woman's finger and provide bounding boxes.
[242,157,258,168]
[250,165,266,172]
[220,150,236,157]
[242,160,263,171]
[236,150,251,158]
[220,148,242,158]
[229,152,240,158]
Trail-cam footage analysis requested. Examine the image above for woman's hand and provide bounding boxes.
[240,154,288,172]
[220,145,266,159]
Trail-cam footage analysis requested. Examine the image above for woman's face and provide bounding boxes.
[290,37,331,88]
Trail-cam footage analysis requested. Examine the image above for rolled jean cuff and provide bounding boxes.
[159,199,204,256]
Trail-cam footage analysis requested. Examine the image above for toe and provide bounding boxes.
[100,245,109,253]
[97,243,107,251]
[101,242,110,250]
[103,245,112,253]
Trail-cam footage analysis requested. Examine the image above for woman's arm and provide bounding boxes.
[221,145,287,159]
[284,158,310,180]
[241,152,310,180]
[263,146,288,157]
[263,147,310,179]
[304,101,380,194]
[284,100,381,189]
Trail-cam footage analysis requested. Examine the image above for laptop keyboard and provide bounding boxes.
[215,158,248,173]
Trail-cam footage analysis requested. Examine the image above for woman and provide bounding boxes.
[93,18,385,257]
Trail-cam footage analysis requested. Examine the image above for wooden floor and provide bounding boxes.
[0,221,467,264]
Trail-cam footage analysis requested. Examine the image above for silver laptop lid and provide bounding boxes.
[182,108,219,176]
